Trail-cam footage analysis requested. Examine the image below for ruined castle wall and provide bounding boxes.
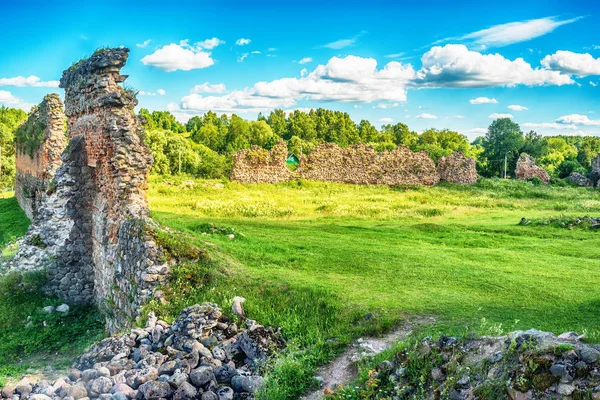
[438,152,478,184]
[515,153,550,184]
[294,143,440,186]
[5,48,168,333]
[14,94,66,220]
[229,140,292,183]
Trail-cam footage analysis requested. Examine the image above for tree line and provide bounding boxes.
[0,105,598,188]
[140,108,600,183]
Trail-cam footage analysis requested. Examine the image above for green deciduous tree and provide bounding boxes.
[481,118,525,177]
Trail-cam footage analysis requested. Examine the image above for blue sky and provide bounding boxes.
[1,0,599,139]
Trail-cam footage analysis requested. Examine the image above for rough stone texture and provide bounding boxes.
[515,153,550,185]
[9,303,284,400]
[568,172,593,187]
[14,94,67,220]
[437,152,478,184]
[295,143,440,186]
[3,48,168,333]
[229,139,291,183]
[331,329,600,400]
[590,154,600,187]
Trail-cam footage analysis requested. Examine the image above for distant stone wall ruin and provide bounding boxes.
[229,139,292,183]
[515,153,550,184]
[229,143,483,186]
[5,48,168,333]
[14,94,66,220]
[296,143,440,185]
[438,152,478,184]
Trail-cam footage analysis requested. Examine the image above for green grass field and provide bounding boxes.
[145,176,600,398]
[0,192,104,387]
[1,179,600,398]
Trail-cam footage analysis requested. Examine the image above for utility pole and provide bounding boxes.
[504,154,507,179]
[178,147,182,175]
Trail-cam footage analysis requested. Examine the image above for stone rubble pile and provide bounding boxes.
[358,329,600,400]
[568,172,593,187]
[437,152,478,185]
[1,303,284,400]
[515,153,550,185]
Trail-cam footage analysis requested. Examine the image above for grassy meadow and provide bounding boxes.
[0,192,104,386]
[145,176,600,398]
[1,179,600,398]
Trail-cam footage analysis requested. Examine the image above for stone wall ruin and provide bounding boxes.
[437,152,478,184]
[515,153,551,184]
[230,142,449,186]
[296,143,440,185]
[229,139,292,183]
[14,94,67,220]
[5,48,169,333]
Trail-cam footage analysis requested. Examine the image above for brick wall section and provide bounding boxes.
[229,139,292,183]
[14,94,66,220]
[294,143,440,185]
[515,153,550,184]
[4,48,169,333]
[438,152,478,184]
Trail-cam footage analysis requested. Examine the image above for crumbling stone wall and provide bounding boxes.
[229,139,292,183]
[295,143,440,185]
[5,48,168,333]
[590,154,600,187]
[14,94,66,220]
[515,153,550,184]
[437,152,478,184]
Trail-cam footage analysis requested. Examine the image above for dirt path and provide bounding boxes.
[302,316,436,400]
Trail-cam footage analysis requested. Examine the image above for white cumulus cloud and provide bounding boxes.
[489,113,514,119]
[415,44,573,87]
[236,38,251,46]
[0,90,33,111]
[541,51,600,77]
[378,117,394,124]
[556,114,600,126]
[0,75,59,87]
[191,83,226,94]
[508,105,528,111]
[470,97,498,104]
[299,57,313,64]
[141,42,214,72]
[415,113,437,119]
[591,81,598,87]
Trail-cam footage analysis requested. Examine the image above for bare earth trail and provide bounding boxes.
[302,316,436,399]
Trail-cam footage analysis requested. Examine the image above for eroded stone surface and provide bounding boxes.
[14,94,67,220]
[296,143,439,185]
[229,139,291,183]
[515,153,550,184]
[4,48,168,332]
[437,152,478,185]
